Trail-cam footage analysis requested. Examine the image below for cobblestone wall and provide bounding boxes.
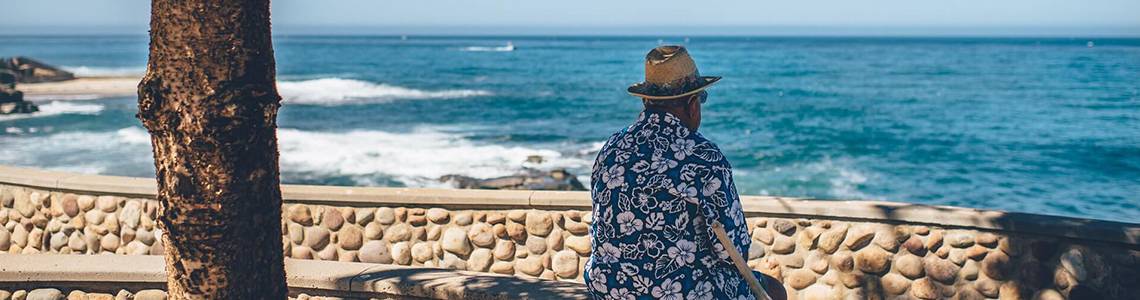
[2,184,1138,299]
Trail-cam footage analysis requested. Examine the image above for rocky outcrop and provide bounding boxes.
[441,168,586,191]
[1,56,75,83]
[0,69,39,115]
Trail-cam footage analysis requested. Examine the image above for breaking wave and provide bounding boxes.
[0,101,104,122]
[61,66,145,77]
[277,78,492,105]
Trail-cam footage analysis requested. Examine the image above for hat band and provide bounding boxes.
[638,71,704,97]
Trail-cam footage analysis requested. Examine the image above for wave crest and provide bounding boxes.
[0,101,104,122]
[277,78,492,105]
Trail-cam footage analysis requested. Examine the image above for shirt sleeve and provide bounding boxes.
[693,147,750,263]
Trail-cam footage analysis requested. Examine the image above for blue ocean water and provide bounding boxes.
[1,35,1138,223]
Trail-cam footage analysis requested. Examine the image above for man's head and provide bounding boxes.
[627,45,719,131]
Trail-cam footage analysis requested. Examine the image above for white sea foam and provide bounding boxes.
[276,128,592,186]
[459,46,515,52]
[61,66,145,77]
[277,78,492,105]
[0,101,104,122]
[0,127,153,176]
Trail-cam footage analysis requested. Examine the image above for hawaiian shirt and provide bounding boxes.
[585,109,754,300]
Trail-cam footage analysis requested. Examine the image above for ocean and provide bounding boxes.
[1,35,1137,223]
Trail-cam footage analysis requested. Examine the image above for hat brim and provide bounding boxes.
[627,76,721,100]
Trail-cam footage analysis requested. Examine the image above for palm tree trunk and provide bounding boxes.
[136,0,287,298]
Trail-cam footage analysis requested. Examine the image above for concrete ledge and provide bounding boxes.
[1,165,1137,247]
[0,255,588,299]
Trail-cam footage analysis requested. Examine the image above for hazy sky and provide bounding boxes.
[2,0,1138,35]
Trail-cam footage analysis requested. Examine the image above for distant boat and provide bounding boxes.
[503,41,515,51]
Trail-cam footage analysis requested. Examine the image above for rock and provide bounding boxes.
[816,225,847,253]
[60,195,79,218]
[1032,289,1063,300]
[854,246,891,274]
[801,284,831,300]
[454,212,473,226]
[582,212,593,224]
[548,229,565,250]
[442,169,586,191]
[13,190,36,218]
[49,232,67,251]
[772,219,796,236]
[785,269,818,289]
[467,223,496,248]
[947,232,975,248]
[376,207,395,225]
[491,261,515,274]
[427,225,442,241]
[289,205,313,225]
[412,242,434,263]
[66,290,86,300]
[999,282,1022,300]
[506,223,527,242]
[564,220,589,235]
[386,223,411,242]
[359,241,393,264]
[982,250,1011,280]
[975,279,1000,298]
[553,250,580,278]
[526,235,548,255]
[441,227,472,256]
[752,227,774,245]
[339,225,363,250]
[26,288,64,300]
[287,223,305,244]
[133,290,166,300]
[468,248,493,272]
[831,251,854,272]
[303,227,331,250]
[957,287,986,300]
[2,57,76,83]
[881,273,910,295]
[924,230,944,251]
[873,228,903,251]
[76,195,96,212]
[486,212,506,224]
[966,245,989,260]
[911,278,939,300]
[525,212,553,236]
[976,233,999,247]
[776,254,804,268]
[101,234,120,252]
[119,201,141,229]
[426,208,449,224]
[322,209,344,231]
[354,208,375,224]
[364,222,383,240]
[493,239,516,260]
[901,235,925,255]
[0,227,10,250]
[894,254,924,279]
[1059,248,1087,281]
[391,242,411,265]
[771,235,795,254]
[949,248,967,265]
[748,243,766,260]
[517,255,544,276]
[407,214,427,227]
[566,235,591,255]
[962,259,979,280]
[85,210,105,226]
[844,226,875,250]
[924,256,961,284]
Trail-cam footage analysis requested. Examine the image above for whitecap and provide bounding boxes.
[61,66,145,77]
[0,101,104,122]
[459,46,515,52]
[276,78,492,105]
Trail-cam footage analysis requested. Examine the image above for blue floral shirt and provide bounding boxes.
[585,110,754,300]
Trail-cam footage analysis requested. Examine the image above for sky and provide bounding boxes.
[2,0,1138,36]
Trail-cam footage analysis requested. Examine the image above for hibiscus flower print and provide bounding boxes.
[608,288,635,300]
[650,278,684,300]
[617,211,644,234]
[670,138,697,160]
[668,240,697,266]
[602,165,626,189]
[598,242,622,263]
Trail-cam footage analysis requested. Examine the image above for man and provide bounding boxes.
[585,46,784,300]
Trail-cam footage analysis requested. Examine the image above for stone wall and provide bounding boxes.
[2,166,1138,300]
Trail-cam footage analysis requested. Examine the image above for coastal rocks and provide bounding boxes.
[440,168,586,191]
[1,57,76,83]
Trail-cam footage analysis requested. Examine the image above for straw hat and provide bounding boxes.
[628,45,721,100]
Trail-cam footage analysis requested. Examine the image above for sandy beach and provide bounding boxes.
[19,76,141,100]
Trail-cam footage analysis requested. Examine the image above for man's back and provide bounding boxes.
[585,109,754,300]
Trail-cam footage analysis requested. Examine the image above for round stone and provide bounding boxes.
[385,223,412,242]
[748,243,766,260]
[894,254,924,279]
[493,239,516,260]
[924,256,961,284]
[412,242,434,263]
[526,236,548,255]
[339,225,363,250]
[27,288,64,300]
[289,205,313,225]
[101,234,120,251]
[975,279,1000,298]
[288,223,305,244]
[322,209,344,231]
[427,225,442,241]
[785,269,818,289]
[507,223,527,242]
[507,210,527,223]
[136,228,155,246]
[67,233,87,252]
[771,235,795,254]
[61,195,80,218]
[491,261,514,274]
[831,251,854,272]
[772,219,796,236]
[119,201,142,230]
[441,252,467,270]
[976,233,999,247]
[391,242,412,265]
[881,273,910,295]
[854,246,891,274]
[441,227,472,256]
[134,290,167,300]
[924,230,944,251]
[486,212,506,225]
[844,225,875,250]
[517,255,544,276]
[982,250,1011,280]
[947,232,975,248]
[564,221,589,235]
[76,195,96,212]
[376,207,395,225]
[816,225,847,253]
[566,235,591,255]
[901,235,926,255]
[354,208,375,224]
[14,190,37,218]
[0,228,10,250]
[364,222,383,240]
[454,212,473,226]
[553,250,580,278]
[467,223,496,248]
[961,259,980,280]
[966,245,989,260]
[407,215,427,226]
[94,196,118,213]
[549,229,564,250]
[316,245,337,260]
[752,227,774,245]
[911,278,939,300]
[468,248,493,272]
[525,212,553,236]
[303,227,331,250]
[49,232,67,251]
[1059,248,1087,281]
[358,241,393,264]
[426,208,450,224]
[12,226,29,248]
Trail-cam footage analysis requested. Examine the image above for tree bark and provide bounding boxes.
[137,0,287,298]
